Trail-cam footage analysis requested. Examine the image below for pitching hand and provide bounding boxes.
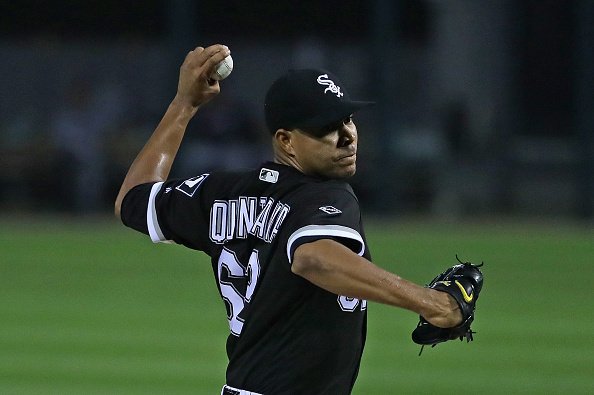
[175,44,231,108]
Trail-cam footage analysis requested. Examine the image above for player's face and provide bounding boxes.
[292,115,358,179]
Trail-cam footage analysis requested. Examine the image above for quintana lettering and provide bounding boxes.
[210,197,290,244]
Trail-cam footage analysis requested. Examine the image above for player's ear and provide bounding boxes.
[274,129,296,157]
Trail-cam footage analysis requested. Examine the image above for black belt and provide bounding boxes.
[222,387,240,395]
[221,385,262,395]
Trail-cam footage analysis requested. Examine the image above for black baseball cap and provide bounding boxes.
[264,69,374,135]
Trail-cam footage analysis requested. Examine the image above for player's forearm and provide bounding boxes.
[292,239,460,327]
[114,97,197,218]
[293,239,429,312]
[115,45,229,219]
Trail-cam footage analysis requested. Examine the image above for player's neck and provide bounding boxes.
[273,154,305,174]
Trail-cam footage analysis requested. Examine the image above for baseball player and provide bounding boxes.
[115,44,463,394]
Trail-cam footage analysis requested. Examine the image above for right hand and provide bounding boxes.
[421,288,463,328]
[175,44,231,108]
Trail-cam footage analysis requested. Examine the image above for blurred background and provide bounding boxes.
[1,1,593,395]
[1,0,593,221]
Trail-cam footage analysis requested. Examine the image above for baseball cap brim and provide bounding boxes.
[294,100,375,130]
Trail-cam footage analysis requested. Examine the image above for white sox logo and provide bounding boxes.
[317,74,343,97]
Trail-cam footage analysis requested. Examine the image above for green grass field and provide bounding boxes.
[1,216,593,394]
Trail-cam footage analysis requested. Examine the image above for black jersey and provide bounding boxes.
[120,162,371,394]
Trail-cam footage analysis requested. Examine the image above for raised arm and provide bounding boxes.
[114,44,231,219]
[292,239,463,328]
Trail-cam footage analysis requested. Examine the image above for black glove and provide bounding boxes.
[412,256,484,355]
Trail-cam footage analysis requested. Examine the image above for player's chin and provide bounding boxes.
[334,163,357,179]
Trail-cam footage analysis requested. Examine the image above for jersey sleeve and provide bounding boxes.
[284,183,365,264]
[120,174,212,251]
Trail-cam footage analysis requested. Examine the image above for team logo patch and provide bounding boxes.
[259,168,279,183]
[317,74,343,97]
[175,174,209,197]
[319,205,342,215]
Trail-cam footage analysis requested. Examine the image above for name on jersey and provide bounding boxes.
[209,197,291,244]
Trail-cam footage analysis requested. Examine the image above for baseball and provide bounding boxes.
[211,54,233,80]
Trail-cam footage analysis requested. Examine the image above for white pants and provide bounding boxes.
[221,384,263,395]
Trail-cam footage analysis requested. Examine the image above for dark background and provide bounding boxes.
[1,0,593,220]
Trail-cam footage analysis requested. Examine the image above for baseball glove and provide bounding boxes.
[412,256,484,355]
